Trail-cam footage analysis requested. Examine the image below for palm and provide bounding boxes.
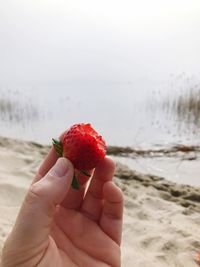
[41,207,120,267]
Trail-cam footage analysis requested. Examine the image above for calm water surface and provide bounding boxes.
[0,75,200,148]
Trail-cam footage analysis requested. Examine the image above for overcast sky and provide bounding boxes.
[0,0,200,84]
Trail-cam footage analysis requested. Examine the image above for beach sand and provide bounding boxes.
[0,137,200,266]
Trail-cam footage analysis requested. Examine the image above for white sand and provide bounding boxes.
[0,137,200,267]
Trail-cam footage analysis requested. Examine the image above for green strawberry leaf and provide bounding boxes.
[72,174,80,190]
[52,138,63,157]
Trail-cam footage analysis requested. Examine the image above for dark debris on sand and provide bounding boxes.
[115,162,200,213]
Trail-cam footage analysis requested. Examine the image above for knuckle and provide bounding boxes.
[25,184,42,205]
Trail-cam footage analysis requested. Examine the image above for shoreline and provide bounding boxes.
[0,136,200,266]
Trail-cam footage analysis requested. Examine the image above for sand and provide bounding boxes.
[0,137,200,266]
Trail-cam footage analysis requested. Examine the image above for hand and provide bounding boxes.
[1,146,123,267]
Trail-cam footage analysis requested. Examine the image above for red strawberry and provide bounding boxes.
[52,123,106,189]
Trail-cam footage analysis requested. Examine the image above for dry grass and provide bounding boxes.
[162,88,200,127]
[176,89,200,125]
[0,97,39,123]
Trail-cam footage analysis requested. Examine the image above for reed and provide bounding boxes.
[175,89,200,126]
[0,97,39,123]
[161,87,200,127]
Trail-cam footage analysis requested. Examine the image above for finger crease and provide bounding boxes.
[103,211,122,220]
[82,208,99,221]
[88,189,102,200]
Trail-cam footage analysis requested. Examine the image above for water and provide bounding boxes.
[113,154,200,186]
[0,75,200,148]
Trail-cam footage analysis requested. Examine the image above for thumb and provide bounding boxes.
[10,157,73,246]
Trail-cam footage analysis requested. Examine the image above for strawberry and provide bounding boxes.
[52,123,106,189]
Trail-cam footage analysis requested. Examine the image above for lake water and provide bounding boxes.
[0,75,200,148]
[1,76,200,185]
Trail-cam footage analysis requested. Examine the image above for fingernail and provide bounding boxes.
[50,158,69,177]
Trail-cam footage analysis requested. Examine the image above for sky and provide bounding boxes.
[0,0,200,84]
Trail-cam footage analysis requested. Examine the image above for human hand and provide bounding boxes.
[1,146,123,267]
